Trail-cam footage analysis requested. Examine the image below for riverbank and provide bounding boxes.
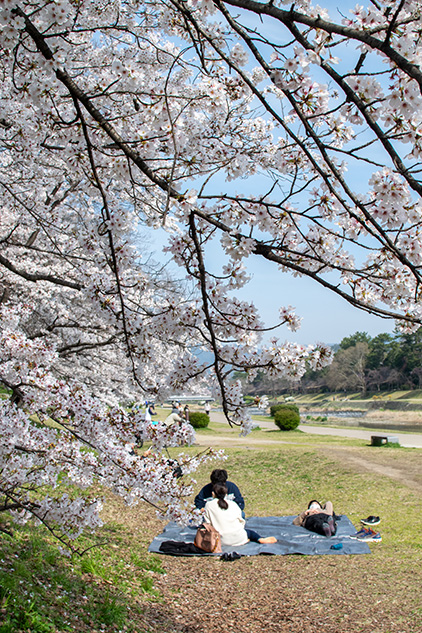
[4,435,422,633]
[261,390,422,434]
[300,406,422,433]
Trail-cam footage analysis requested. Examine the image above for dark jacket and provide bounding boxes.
[159,540,204,555]
[194,481,245,510]
[304,513,337,536]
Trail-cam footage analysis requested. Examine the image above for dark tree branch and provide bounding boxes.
[0,252,82,290]
[14,6,185,202]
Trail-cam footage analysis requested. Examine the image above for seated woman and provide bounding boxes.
[195,468,245,513]
[204,484,277,547]
[293,500,337,537]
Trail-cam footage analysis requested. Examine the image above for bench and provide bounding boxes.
[371,434,399,446]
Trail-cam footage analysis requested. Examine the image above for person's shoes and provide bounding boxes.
[357,529,382,542]
[361,515,380,526]
[349,527,371,539]
[258,536,277,544]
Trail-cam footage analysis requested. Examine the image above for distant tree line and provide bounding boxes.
[237,330,422,397]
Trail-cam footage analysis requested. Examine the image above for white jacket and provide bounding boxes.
[204,497,248,547]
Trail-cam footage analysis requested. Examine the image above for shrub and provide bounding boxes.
[270,403,299,417]
[189,412,210,429]
[273,406,300,431]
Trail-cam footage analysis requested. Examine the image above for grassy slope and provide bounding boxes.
[293,389,422,404]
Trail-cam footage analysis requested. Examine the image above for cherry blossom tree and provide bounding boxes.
[1,302,228,551]
[1,0,422,547]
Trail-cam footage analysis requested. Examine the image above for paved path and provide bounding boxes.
[297,424,422,448]
[209,411,422,448]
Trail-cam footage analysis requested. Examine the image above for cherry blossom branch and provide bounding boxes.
[283,17,422,199]
[57,335,119,356]
[220,0,422,91]
[15,2,422,324]
[71,97,153,392]
[13,6,184,201]
[187,212,239,425]
[209,0,422,285]
[190,207,420,325]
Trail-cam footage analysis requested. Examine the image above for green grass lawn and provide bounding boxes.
[182,441,422,547]
[195,418,366,445]
[0,511,166,633]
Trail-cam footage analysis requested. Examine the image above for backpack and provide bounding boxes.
[194,523,222,553]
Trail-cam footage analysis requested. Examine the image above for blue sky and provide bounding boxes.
[230,254,395,346]
[140,225,395,347]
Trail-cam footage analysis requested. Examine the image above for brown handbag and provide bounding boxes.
[194,523,222,553]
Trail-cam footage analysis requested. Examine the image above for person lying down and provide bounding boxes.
[293,500,337,537]
[204,484,277,547]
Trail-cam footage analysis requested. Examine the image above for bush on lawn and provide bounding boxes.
[273,406,300,431]
[270,403,299,417]
[189,412,210,429]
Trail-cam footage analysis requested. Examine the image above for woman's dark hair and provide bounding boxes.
[307,499,321,509]
[213,483,228,509]
[210,469,228,485]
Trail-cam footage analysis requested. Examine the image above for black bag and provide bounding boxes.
[304,512,337,536]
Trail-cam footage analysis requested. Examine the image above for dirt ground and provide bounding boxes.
[364,409,422,425]
[146,551,421,633]
[320,445,422,490]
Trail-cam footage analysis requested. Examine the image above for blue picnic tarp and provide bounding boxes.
[148,515,371,556]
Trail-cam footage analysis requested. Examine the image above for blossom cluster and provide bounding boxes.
[0,305,220,550]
